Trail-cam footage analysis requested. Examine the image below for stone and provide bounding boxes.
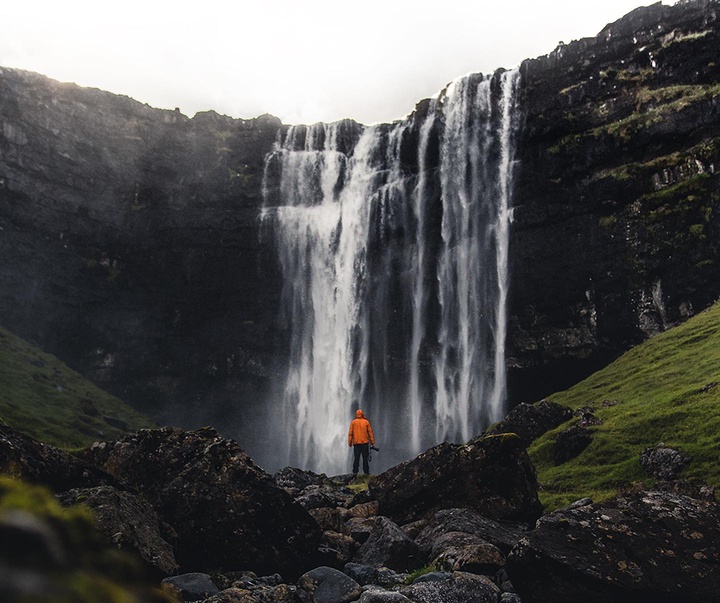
[318,530,358,568]
[370,434,543,525]
[343,562,378,586]
[0,425,118,492]
[346,517,375,544]
[161,573,220,601]
[80,427,321,578]
[640,443,691,480]
[297,566,363,603]
[274,467,329,496]
[358,590,413,603]
[400,571,500,603]
[57,485,178,576]
[415,508,529,556]
[487,400,573,445]
[428,532,506,575]
[553,425,593,464]
[353,517,423,572]
[309,507,350,532]
[506,489,720,602]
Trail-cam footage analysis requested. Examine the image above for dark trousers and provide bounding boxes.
[353,443,370,474]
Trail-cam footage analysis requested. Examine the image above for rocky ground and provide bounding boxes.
[1,403,719,603]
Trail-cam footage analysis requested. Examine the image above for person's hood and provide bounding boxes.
[356,410,364,419]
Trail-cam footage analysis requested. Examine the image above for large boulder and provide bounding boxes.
[370,434,543,524]
[353,516,423,572]
[507,490,720,602]
[0,424,118,491]
[640,443,691,480]
[80,427,321,578]
[400,571,500,603]
[486,400,573,445]
[297,566,363,603]
[415,508,529,556]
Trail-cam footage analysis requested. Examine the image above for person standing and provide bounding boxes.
[348,409,375,475]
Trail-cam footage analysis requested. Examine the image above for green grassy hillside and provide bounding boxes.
[530,301,720,510]
[0,325,155,448]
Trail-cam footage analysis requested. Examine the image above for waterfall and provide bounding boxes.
[262,69,520,474]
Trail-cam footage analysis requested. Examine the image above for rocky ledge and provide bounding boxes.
[1,422,718,603]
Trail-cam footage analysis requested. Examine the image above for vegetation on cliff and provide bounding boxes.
[530,300,720,510]
[0,325,155,448]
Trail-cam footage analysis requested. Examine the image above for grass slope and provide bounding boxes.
[0,325,155,448]
[530,301,720,511]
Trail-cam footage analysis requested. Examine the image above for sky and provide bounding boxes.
[1,0,663,125]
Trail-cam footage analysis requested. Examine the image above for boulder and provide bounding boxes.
[353,517,423,572]
[415,508,529,556]
[318,530,358,568]
[297,566,363,603]
[343,562,378,586]
[506,490,720,602]
[640,444,691,480]
[370,434,543,524]
[309,507,350,532]
[357,590,413,603]
[80,427,321,577]
[274,467,329,496]
[400,571,500,603]
[553,425,593,464]
[486,400,573,445]
[0,425,118,491]
[428,532,506,575]
[346,517,375,544]
[57,485,178,576]
[161,573,220,601]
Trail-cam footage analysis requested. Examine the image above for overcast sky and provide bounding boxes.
[1,0,661,125]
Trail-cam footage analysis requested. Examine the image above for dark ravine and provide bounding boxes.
[0,0,719,456]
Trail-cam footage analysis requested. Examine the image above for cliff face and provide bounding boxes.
[0,69,284,449]
[508,0,720,400]
[0,0,719,449]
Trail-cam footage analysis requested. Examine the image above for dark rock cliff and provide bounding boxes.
[509,0,720,400]
[0,0,719,454]
[0,69,284,452]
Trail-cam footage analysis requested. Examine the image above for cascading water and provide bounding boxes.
[262,69,520,475]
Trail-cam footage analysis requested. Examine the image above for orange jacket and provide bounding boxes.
[348,410,375,446]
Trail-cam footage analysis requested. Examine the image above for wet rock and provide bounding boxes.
[57,485,178,576]
[297,566,363,603]
[343,562,378,586]
[429,532,506,574]
[507,490,720,602]
[318,530,358,568]
[370,434,543,524]
[640,443,691,480]
[400,571,500,603]
[161,573,220,601]
[309,507,350,532]
[81,427,321,578]
[346,517,375,544]
[357,590,413,603]
[274,467,329,496]
[487,400,573,445]
[353,516,423,572]
[0,425,118,491]
[415,508,529,556]
[553,425,593,464]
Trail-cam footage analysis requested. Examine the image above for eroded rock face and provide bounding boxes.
[80,427,321,578]
[370,434,543,525]
[506,490,720,603]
